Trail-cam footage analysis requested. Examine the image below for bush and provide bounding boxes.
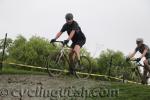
[7,35,56,67]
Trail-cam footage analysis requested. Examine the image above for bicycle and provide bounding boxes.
[45,41,92,79]
[126,58,150,84]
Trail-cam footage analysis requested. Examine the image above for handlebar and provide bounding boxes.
[51,41,70,48]
[130,58,139,62]
[128,58,144,67]
[126,57,139,62]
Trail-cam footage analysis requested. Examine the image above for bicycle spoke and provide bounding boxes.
[46,53,69,77]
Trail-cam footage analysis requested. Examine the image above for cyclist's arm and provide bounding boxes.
[54,32,62,40]
[129,51,136,58]
[140,48,148,59]
[55,23,66,39]
[67,30,75,40]
[128,47,139,59]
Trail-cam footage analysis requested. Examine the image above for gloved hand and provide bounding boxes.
[63,40,69,45]
[50,38,56,43]
[136,58,141,62]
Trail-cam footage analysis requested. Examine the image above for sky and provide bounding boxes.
[0,0,150,57]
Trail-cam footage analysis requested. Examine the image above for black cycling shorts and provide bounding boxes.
[70,39,86,49]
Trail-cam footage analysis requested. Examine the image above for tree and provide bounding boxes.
[96,49,132,78]
[7,35,27,63]
[7,35,57,67]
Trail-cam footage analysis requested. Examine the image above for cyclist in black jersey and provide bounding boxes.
[127,38,150,84]
[50,13,86,74]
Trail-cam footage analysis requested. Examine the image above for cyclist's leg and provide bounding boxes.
[69,48,74,62]
[73,45,81,61]
[147,58,150,77]
[73,39,86,62]
[147,58,150,72]
[148,58,150,65]
[143,59,150,72]
[68,43,77,74]
[69,43,76,62]
[142,67,148,84]
[142,59,150,84]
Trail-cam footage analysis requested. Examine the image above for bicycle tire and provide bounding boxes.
[46,53,69,77]
[130,67,142,83]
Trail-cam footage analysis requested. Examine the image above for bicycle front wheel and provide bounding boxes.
[74,56,92,79]
[46,53,69,77]
[130,67,142,83]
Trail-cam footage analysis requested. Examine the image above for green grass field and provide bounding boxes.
[1,65,47,75]
[95,82,150,100]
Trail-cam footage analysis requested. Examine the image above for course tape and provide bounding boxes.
[1,61,141,84]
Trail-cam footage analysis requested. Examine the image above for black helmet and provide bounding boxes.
[136,38,143,44]
[65,13,73,20]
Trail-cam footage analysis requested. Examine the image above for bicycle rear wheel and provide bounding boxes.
[74,56,92,79]
[46,53,69,77]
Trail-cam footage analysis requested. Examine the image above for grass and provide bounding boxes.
[1,65,47,75]
[87,82,150,100]
[110,82,150,100]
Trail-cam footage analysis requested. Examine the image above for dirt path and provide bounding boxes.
[0,75,112,100]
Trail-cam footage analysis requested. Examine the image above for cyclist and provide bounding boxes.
[50,13,86,74]
[127,38,150,84]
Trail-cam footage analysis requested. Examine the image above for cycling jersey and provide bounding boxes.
[135,44,150,59]
[60,21,86,43]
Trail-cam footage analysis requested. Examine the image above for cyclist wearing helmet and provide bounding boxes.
[127,38,150,84]
[50,13,86,74]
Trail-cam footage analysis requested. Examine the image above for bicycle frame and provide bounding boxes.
[130,58,150,82]
[49,41,92,79]
[134,61,150,78]
[52,41,71,65]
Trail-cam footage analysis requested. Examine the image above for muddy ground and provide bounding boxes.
[0,75,113,100]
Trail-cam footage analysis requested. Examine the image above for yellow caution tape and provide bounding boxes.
[1,61,141,84]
